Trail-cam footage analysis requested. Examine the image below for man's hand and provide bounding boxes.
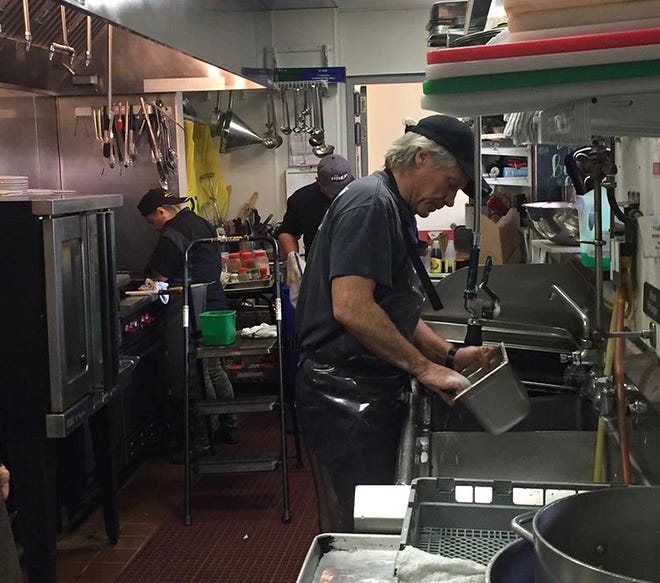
[0,465,10,501]
[415,362,471,404]
[454,345,495,372]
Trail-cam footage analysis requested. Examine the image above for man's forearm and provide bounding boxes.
[278,233,299,256]
[412,320,454,364]
[332,277,432,378]
[338,303,432,377]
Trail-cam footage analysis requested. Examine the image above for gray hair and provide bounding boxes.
[162,203,187,215]
[384,132,457,172]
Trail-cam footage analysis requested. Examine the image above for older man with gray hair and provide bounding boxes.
[294,115,494,533]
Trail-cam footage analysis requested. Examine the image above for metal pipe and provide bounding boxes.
[85,15,92,67]
[613,284,632,484]
[182,243,193,526]
[22,0,31,51]
[473,116,482,235]
[60,5,68,46]
[107,25,113,112]
[592,174,604,333]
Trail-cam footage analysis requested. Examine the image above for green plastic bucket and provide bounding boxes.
[199,310,237,346]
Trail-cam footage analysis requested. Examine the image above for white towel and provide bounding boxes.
[286,251,306,307]
[395,546,486,583]
[138,277,170,304]
[240,323,277,338]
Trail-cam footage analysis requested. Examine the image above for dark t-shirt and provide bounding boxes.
[146,208,227,310]
[295,170,420,370]
[278,182,332,253]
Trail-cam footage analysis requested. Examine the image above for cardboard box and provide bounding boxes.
[480,208,523,264]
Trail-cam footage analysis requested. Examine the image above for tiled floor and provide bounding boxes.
[36,414,318,583]
[49,456,182,583]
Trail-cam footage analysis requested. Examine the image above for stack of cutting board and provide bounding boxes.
[422,27,660,116]
[504,0,660,33]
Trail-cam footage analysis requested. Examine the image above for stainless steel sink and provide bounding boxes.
[422,263,595,352]
[424,431,606,483]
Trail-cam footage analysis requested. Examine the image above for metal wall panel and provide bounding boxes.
[57,94,179,275]
[0,96,61,188]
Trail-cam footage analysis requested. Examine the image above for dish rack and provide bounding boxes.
[394,477,607,579]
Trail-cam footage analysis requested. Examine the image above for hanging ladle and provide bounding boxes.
[263,89,283,149]
[312,85,335,157]
[280,87,292,135]
[309,84,324,147]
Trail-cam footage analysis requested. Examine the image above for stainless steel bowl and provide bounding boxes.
[523,202,579,246]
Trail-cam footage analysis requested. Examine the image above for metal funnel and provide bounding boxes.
[218,111,265,153]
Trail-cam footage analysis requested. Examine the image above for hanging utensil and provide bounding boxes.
[140,97,167,187]
[292,87,302,133]
[123,103,130,168]
[128,105,137,165]
[313,85,335,157]
[309,84,325,147]
[102,106,111,161]
[301,86,311,133]
[280,87,292,135]
[263,90,283,150]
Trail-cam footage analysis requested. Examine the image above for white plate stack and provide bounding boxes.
[0,176,28,196]
[26,189,54,196]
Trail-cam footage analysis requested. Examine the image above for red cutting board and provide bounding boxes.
[427,27,660,64]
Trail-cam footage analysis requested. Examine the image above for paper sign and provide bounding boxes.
[637,216,660,258]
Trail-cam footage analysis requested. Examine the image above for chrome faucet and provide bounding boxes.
[549,284,591,345]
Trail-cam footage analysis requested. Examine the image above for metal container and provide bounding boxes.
[454,343,530,434]
[296,533,399,583]
[486,538,535,583]
[512,487,660,583]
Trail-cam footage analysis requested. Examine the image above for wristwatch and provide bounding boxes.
[445,345,460,370]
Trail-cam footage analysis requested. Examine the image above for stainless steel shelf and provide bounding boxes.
[196,336,277,358]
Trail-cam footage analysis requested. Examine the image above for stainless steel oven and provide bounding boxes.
[0,193,122,439]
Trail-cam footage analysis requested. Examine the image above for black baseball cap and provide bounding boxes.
[405,115,492,197]
[317,155,354,197]
[138,188,190,216]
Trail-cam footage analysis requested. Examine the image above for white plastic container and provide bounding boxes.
[444,240,456,273]
[254,249,270,278]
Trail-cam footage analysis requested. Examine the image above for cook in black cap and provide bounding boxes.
[137,186,238,453]
[138,187,190,224]
[294,115,494,533]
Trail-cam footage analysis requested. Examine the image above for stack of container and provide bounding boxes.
[224,249,270,283]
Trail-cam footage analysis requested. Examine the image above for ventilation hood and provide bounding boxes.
[0,0,265,96]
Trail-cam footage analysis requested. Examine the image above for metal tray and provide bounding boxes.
[296,533,399,583]
[395,477,606,580]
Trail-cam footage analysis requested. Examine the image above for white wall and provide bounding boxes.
[365,82,469,231]
[172,7,432,224]
[337,9,429,77]
[617,136,660,357]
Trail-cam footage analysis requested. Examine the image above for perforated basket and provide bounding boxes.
[394,477,606,579]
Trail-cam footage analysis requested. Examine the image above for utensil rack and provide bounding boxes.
[181,235,301,526]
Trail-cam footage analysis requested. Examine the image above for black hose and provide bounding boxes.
[606,186,635,224]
